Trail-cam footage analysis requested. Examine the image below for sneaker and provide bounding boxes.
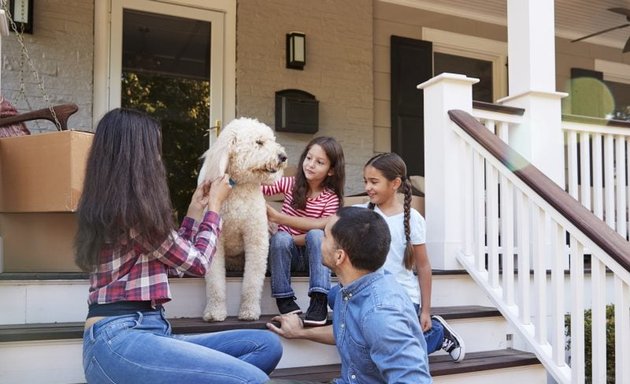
[276,296,302,315]
[432,315,465,362]
[303,293,328,326]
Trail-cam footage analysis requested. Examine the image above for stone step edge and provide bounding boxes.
[0,305,501,343]
[269,348,541,380]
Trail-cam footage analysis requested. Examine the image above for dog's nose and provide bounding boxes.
[278,153,288,163]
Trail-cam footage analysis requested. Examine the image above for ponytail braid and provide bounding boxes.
[402,178,414,270]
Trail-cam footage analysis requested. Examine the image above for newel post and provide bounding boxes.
[417,73,478,270]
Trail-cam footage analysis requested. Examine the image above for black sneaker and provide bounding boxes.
[276,296,301,315]
[432,315,465,362]
[303,293,328,326]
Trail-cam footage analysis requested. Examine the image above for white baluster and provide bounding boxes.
[569,237,585,384]
[604,134,615,229]
[615,136,627,238]
[592,134,603,220]
[580,132,591,210]
[567,130,578,200]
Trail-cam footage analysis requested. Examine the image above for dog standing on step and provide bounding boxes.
[198,117,287,321]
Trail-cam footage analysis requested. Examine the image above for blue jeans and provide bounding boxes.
[82,308,282,384]
[414,303,445,354]
[268,230,331,298]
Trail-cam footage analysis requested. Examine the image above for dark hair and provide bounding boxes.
[364,152,415,270]
[74,108,175,272]
[292,136,345,210]
[331,207,391,272]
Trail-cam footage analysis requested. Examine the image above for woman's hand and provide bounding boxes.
[186,180,211,221]
[207,174,232,213]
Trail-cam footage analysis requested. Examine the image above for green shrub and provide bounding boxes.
[565,305,615,383]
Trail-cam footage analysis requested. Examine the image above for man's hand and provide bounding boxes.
[267,314,336,345]
[266,314,304,339]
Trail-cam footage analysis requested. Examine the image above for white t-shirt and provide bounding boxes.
[356,203,426,304]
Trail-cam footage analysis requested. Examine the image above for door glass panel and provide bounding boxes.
[434,52,493,102]
[121,9,210,220]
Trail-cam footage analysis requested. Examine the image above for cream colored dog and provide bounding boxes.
[198,117,287,321]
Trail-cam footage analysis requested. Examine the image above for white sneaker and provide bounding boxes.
[432,315,465,363]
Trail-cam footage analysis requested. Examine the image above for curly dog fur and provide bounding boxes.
[198,117,287,321]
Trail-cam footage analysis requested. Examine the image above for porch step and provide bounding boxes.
[0,305,509,383]
[269,349,544,382]
[0,305,500,343]
[0,270,492,325]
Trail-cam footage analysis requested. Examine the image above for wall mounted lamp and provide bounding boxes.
[9,0,33,34]
[286,32,305,70]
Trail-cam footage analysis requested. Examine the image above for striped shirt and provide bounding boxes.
[87,211,222,306]
[262,176,340,235]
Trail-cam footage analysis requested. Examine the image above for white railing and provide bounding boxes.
[563,116,630,241]
[449,110,630,384]
[471,101,524,145]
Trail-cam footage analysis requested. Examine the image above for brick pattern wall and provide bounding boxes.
[236,0,374,195]
[1,0,94,133]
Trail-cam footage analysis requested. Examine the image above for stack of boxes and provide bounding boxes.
[0,131,93,272]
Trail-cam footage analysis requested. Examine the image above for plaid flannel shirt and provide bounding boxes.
[88,211,222,305]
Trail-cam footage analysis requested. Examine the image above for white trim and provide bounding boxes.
[380,0,506,27]
[422,27,508,101]
[595,59,630,85]
[93,0,236,129]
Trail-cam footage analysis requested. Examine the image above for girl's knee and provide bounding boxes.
[270,231,293,248]
[305,229,323,243]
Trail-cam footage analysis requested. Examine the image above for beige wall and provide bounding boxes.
[1,0,94,133]
[236,0,374,195]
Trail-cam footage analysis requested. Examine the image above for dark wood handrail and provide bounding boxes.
[472,101,525,116]
[0,103,78,131]
[448,109,630,271]
[562,113,630,129]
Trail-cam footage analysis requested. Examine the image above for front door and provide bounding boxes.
[109,0,225,219]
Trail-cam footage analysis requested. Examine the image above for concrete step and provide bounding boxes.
[0,270,492,325]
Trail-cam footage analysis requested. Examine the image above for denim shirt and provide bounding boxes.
[328,270,432,384]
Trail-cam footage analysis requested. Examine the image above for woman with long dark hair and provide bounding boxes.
[76,108,282,384]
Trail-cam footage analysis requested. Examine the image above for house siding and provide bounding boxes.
[1,0,94,133]
[236,0,374,195]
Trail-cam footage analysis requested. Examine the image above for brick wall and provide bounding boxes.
[1,0,94,133]
[236,0,374,195]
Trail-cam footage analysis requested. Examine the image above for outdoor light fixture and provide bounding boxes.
[286,32,305,70]
[9,0,33,34]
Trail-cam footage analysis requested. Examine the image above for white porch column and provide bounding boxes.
[418,73,478,270]
[499,0,566,186]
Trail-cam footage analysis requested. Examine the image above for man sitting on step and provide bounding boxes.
[267,206,432,383]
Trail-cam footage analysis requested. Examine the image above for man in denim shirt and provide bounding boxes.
[267,206,432,383]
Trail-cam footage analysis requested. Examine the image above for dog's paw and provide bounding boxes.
[202,306,227,322]
[238,306,261,321]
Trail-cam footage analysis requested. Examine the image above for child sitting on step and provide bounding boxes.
[264,136,345,326]
[361,152,466,362]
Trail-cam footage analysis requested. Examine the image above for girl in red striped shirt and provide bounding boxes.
[263,136,345,325]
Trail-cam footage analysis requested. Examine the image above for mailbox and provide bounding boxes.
[275,89,319,134]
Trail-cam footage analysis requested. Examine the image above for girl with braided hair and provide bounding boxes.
[361,152,465,362]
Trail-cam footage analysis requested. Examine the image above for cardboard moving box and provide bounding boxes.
[0,212,80,272]
[0,130,93,212]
